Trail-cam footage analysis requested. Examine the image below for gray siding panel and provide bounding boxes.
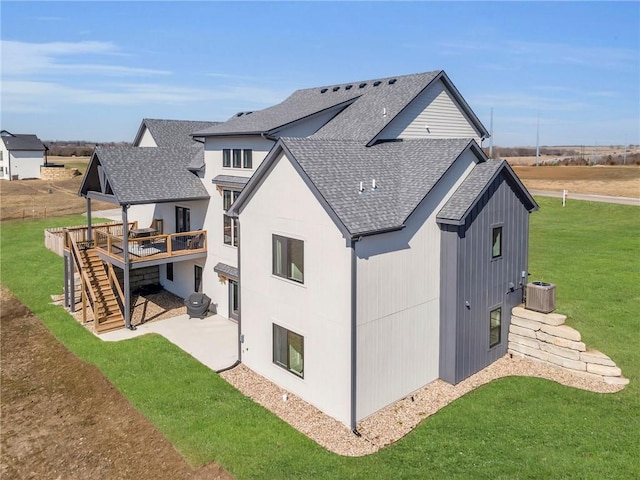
[440,172,531,384]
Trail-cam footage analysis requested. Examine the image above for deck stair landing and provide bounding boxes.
[73,243,125,333]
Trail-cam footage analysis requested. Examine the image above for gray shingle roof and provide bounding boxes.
[279,137,477,236]
[1,132,46,151]
[212,175,250,187]
[137,119,220,147]
[83,146,209,205]
[213,262,238,280]
[437,160,539,225]
[192,71,483,144]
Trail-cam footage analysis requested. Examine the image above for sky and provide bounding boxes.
[1,1,638,147]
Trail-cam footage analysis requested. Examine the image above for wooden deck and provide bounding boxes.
[63,224,207,265]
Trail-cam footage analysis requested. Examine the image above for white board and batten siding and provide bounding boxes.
[239,152,353,426]
[355,148,478,420]
[135,127,158,147]
[201,135,274,318]
[380,79,482,144]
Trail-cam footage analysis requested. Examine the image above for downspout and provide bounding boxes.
[350,237,361,435]
[217,216,242,374]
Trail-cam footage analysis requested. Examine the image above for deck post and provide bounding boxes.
[122,205,134,330]
[63,251,70,309]
[69,247,75,311]
[86,197,92,243]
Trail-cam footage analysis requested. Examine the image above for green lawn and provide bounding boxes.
[1,198,639,479]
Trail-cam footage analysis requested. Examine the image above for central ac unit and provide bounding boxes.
[526,281,556,313]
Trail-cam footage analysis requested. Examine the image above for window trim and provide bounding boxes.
[175,206,191,233]
[222,149,231,168]
[491,225,503,260]
[194,264,203,293]
[223,189,240,247]
[489,306,502,349]
[243,149,253,169]
[272,234,304,284]
[222,148,253,169]
[272,323,304,378]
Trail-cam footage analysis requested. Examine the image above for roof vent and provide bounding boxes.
[333,86,340,92]
[245,111,253,115]
[359,82,367,88]
[345,84,353,90]
[373,80,382,87]
[236,112,244,117]
[320,88,328,93]
[388,78,397,85]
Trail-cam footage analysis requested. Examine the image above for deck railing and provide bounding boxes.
[93,230,207,263]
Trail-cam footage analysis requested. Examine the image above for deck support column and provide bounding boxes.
[86,197,92,244]
[122,205,134,330]
[68,249,75,311]
[63,251,70,309]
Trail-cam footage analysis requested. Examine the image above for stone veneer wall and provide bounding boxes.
[40,166,81,180]
[508,306,628,386]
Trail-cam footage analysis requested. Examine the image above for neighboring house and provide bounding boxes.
[70,71,538,429]
[133,118,219,147]
[0,130,47,180]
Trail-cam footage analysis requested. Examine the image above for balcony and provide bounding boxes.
[62,223,207,268]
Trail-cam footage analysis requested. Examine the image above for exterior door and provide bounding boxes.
[176,206,190,233]
[229,279,239,320]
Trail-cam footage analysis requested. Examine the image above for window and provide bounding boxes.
[243,149,253,169]
[166,263,174,281]
[273,324,304,378]
[176,206,190,233]
[223,189,240,246]
[232,149,242,168]
[194,265,203,293]
[272,235,304,283]
[492,226,503,259]
[490,307,501,348]
[223,148,253,169]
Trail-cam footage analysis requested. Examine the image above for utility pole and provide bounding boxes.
[535,110,540,167]
[489,107,494,158]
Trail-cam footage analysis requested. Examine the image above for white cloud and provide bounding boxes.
[1,40,170,76]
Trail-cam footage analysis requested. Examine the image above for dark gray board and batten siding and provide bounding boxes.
[439,171,533,384]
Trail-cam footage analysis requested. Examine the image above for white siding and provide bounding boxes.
[8,150,44,179]
[202,135,274,318]
[379,79,481,143]
[136,127,157,147]
[0,143,8,180]
[355,148,477,420]
[239,152,353,426]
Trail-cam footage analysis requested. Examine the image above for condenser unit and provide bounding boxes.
[526,281,556,313]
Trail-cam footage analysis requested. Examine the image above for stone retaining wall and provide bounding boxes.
[40,166,81,180]
[508,306,628,386]
[114,265,160,291]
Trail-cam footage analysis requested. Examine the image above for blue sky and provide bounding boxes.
[1,1,638,146]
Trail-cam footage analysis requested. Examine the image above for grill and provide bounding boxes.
[185,293,211,319]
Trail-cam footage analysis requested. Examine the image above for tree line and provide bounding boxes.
[45,141,131,157]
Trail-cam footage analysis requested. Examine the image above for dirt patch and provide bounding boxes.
[0,287,232,480]
[0,176,113,221]
[513,165,640,198]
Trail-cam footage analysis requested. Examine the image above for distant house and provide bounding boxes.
[133,119,219,147]
[68,71,538,428]
[0,130,47,180]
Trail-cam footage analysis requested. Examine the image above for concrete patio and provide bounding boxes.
[100,314,238,372]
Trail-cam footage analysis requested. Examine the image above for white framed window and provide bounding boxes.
[273,324,304,378]
[272,234,304,283]
[223,189,240,246]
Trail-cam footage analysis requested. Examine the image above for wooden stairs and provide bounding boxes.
[75,246,126,333]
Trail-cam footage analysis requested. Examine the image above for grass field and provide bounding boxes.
[1,199,639,479]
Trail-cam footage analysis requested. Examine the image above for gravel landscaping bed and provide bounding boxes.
[220,355,625,457]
